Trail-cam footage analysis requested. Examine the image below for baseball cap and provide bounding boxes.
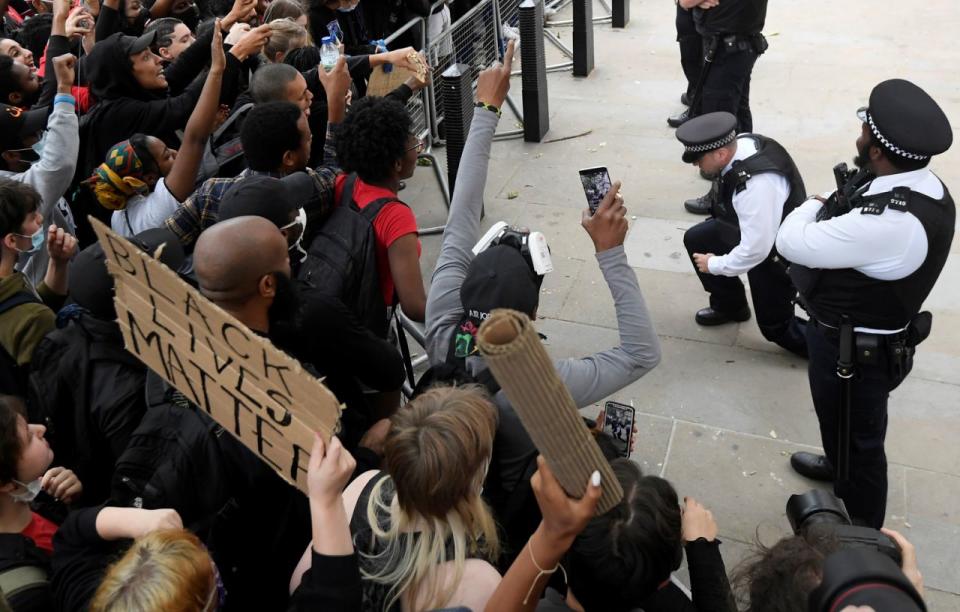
[119,30,158,56]
[219,173,315,229]
[460,245,542,327]
[0,104,49,152]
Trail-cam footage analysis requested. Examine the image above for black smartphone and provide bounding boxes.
[602,400,635,458]
[579,166,612,216]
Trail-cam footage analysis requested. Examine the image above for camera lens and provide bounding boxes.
[785,489,851,534]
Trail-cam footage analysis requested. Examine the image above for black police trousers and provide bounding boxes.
[676,5,702,100]
[683,218,807,357]
[806,323,912,528]
[697,36,760,133]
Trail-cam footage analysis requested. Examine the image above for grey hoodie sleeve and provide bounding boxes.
[12,99,79,287]
[554,245,661,407]
[424,108,499,363]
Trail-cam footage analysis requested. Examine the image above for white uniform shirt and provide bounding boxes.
[111,177,181,238]
[775,168,939,281]
[707,136,792,277]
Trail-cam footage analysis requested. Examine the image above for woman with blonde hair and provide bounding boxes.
[91,527,221,611]
[50,506,220,611]
[263,18,309,64]
[290,385,503,611]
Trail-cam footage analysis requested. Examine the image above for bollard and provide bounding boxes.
[519,0,549,142]
[572,0,594,76]
[612,0,629,28]
[440,63,475,197]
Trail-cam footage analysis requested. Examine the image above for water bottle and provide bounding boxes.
[320,36,339,72]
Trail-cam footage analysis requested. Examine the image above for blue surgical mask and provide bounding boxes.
[10,478,42,503]
[31,131,47,157]
[14,227,44,254]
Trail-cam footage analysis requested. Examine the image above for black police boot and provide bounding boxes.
[667,108,691,128]
[684,182,717,214]
[681,92,691,106]
[790,452,835,482]
[695,306,751,326]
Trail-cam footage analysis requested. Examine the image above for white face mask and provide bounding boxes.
[10,478,42,503]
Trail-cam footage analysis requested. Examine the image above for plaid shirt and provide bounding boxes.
[165,124,341,247]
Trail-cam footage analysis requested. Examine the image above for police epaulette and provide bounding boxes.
[859,187,912,215]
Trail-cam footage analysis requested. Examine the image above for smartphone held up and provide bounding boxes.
[602,401,635,458]
[579,166,612,216]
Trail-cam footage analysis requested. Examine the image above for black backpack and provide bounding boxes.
[109,376,240,536]
[27,318,143,489]
[0,534,52,611]
[0,291,40,397]
[297,173,403,338]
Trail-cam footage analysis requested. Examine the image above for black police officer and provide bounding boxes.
[777,79,954,528]
[678,111,807,357]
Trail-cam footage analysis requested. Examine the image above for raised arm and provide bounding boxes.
[424,41,515,360]
[554,184,662,407]
[163,21,226,203]
[485,458,601,612]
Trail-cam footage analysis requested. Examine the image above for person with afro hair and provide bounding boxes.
[333,95,426,323]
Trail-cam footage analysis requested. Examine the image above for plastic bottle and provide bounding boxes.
[320,36,339,72]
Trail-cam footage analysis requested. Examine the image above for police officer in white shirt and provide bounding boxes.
[678,112,808,357]
[778,79,954,528]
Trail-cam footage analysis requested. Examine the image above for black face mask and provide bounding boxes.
[267,271,301,328]
[174,5,201,33]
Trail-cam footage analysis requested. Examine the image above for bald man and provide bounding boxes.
[194,215,298,335]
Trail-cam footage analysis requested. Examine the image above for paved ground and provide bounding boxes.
[402,0,960,606]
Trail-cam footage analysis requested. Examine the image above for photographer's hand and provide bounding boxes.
[881,528,924,598]
[581,180,627,253]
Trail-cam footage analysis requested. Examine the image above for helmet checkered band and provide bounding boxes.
[684,130,737,154]
[863,109,928,161]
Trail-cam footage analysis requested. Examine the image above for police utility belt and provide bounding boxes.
[809,311,931,380]
[703,32,769,57]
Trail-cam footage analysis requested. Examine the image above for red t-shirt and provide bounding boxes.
[334,174,420,305]
[21,512,58,555]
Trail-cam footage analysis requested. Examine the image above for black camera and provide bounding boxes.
[786,489,901,565]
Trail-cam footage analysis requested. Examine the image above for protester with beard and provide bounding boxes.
[0,53,79,288]
[217,175,405,451]
[777,80,954,528]
[165,57,352,247]
[191,215,393,608]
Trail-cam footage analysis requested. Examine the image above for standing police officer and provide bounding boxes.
[777,80,954,528]
[678,111,807,357]
[675,0,770,213]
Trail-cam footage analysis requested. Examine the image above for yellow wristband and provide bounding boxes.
[475,101,502,117]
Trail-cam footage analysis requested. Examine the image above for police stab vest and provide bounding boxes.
[789,179,955,329]
[694,0,767,35]
[714,134,807,230]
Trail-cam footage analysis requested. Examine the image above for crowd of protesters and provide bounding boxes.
[0,0,935,609]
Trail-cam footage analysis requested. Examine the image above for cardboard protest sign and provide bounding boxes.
[476,309,623,513]
[367,52,427,97]
[90,218,341,494]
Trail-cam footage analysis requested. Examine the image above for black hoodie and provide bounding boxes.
[77,32,205,179]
